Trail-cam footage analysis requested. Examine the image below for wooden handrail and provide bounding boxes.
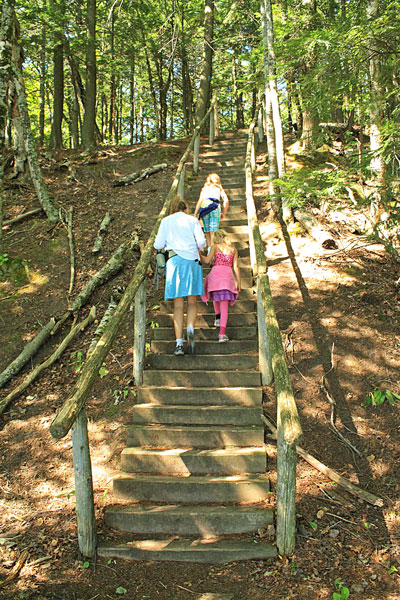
[49,98,217,440]
[245,108,302,556]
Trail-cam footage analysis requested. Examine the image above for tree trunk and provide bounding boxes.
[194,0,214,126]
[49,40,64,148]
[142,40,160,136]
[0,0,16,148]
[263,0,285,178]
[69,94,80,149]
[9,13,26,175]
[13,66,59,222]
[82,0,96,150]
[108,9,117,144]
[180,7,194,136]
[261,0,280,218]
[367,0,386,221]
[232,56,245,129]
[38,0,46,147]
[129,55,135,145]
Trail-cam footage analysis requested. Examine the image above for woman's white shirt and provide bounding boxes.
[154,211,206,260]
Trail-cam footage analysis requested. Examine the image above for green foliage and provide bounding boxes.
[0,253,9,269]
[70,350,84,373]
[110,388,136,405]
[98,363,109,378]
[333,580,350,600]
[363,386,400,408]
[116,587,127,595]
[276,164,350,209]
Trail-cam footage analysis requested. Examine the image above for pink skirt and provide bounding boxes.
[201,265,238,306]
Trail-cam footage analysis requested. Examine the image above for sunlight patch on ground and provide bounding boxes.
[16,271,49,295]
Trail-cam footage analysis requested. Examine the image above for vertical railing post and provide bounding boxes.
[276,428,297,556]
[209,108,215,146]
[178,163,186,199]
[214,100,219,138]
[257,279,273,385]
[193,133,200,174]
[258,106,264,143]
[251,130,256,172]
[134,279,146,385]
[71,409,96,557]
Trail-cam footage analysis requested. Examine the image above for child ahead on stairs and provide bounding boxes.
[194,173,229,250]
[200,229,241,343]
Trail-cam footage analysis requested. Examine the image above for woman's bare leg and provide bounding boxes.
[173,297,184,340]
[187,295,198,330]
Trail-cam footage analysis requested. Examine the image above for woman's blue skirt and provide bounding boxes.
[164,255,204,300]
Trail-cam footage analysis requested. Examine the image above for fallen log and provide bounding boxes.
[50,234,139,338]
[0,307,96,417]
[293,207,338,249]
[65,206,75,295]
[91,211,113,254]
[2,207,43,227]
[113,163,168,187]
[0,318,56,389]
[262,414,384,507]
[87,299,118,357]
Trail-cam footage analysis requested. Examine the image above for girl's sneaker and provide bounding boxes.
[218,334,229,343]
[214,318,220,327]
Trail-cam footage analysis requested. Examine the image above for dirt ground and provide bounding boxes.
[0,136,399,600]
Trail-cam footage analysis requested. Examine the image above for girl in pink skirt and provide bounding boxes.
[200,230,241,342]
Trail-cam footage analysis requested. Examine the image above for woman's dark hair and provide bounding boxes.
[169,195,188,215]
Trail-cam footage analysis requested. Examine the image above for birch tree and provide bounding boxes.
[366,0,386,221]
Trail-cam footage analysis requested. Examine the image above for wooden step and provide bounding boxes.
[120,446,266,475]
[113,473,270,503]
[137,386,262,406]
[145,353,258,370]
[142,370,261,387]
[150,339,257,355]
[126,424,264,449]
[131,404,262,426]
[98,537,277,563]
[153,312,255,328]
[156,299,256,314]
[153,326,257,341]
[105,505,273,535]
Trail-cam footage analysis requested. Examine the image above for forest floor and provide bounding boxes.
[0,134,399,600]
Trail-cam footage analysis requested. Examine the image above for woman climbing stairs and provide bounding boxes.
[98,132,277,563]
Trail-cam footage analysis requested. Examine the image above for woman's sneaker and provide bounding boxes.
[174,344,184,356]
[214,318,220,327]
[218,334,229,343]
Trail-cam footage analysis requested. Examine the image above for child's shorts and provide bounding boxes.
[202,207,221,232]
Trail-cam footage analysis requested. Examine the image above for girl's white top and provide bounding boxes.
[202,185,221,201]
[154,211,206,260]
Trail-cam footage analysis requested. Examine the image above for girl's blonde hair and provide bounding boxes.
[205,173,221,188]
[169,195,188,215]
[213,229,232,246]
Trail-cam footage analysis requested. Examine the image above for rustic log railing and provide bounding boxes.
[245,110,303,556]
[49,98,218,558]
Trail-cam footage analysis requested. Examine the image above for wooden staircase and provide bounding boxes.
[98,132,277,563]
